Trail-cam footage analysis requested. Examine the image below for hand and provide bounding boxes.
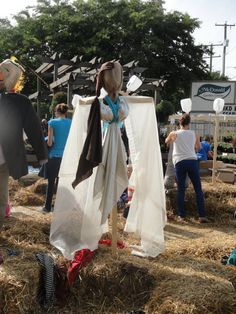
[39,159,48,166]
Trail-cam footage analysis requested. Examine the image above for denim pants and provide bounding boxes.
[0,163,9,229]
[175,159,206,218]
[45,157,62,211]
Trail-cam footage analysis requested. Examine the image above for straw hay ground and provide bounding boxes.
[1,177,236,313]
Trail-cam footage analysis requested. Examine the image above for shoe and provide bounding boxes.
[42,207,51,213]
[199,217,210,223]
[177,216,187,223]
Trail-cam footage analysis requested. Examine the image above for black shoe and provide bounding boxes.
[42,207,51,213]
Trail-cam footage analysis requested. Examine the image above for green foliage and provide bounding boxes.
[0,0,208,109]
[50,91,67,113]
[156,100,175,123]
[206,71,228,81]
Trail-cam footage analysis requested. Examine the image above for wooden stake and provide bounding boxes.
[111,205,118,255]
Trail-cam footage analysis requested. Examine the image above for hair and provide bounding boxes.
[102,61,123,99]
[55,103,69,115]
[179,113,191,127]
[203,135,210,142]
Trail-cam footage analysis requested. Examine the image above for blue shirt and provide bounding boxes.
[48,118,71,158]
[197,141,211,161]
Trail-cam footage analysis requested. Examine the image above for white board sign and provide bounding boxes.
[191,81,236,113]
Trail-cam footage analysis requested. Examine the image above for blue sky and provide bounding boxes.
[1,0,236,79]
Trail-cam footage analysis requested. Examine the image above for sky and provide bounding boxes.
[1,0,236,80]
[164,0,236,80]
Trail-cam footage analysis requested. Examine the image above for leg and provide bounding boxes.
[175,160,187,217]
[44,158,62,211]
[187,160,206,218]
[45,175,56,211]
[0,163,9,229]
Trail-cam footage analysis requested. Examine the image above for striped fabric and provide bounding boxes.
[36,253,55,310]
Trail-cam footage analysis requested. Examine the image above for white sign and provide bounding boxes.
[191,81,236,113]
[222,104,236,115]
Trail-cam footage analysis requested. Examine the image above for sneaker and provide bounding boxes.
[199,217,210,223]
[177,216,187,223]
[42,207,51,213]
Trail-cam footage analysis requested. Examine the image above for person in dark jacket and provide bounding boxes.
[0,59,48,230]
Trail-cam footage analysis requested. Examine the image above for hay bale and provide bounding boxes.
[0,258,42,313]
[12,189,44,206]
[2,180,236,313]
[28,178,47,195]
[18,173,40,187]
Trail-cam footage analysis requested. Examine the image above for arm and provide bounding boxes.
[165,131,177,145]
[23,97,48,162]
[195,134,201,151]
[47,126,53,147]
[208,150,213,159]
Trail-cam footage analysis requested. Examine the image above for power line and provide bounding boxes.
[203,43,222,73]
[215,22,235,76]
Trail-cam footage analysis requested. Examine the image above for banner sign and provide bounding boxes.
[222,104,236,115]
[191,81,236,113]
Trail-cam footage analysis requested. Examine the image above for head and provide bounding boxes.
[96,61,123,100]
[54,103,69,117]
[179,113,191,128]
[41,119,48,128]
[0,59,24,92]
[203,135,210,142]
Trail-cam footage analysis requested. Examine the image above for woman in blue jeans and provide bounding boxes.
[42,103,71,212]
[165,113,208,223]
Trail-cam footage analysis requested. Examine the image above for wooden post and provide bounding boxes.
[36,77,41,118]
[111,205,118,255]
[212,114,219,184]
[67,82,73,108]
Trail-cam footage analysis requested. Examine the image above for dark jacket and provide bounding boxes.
[0,92,48,179]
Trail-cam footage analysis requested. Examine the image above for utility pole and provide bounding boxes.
[204,44,222,73]
[215,22,235,76]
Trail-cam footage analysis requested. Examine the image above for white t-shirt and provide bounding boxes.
[0,144,5,165]
[172,129,197,166]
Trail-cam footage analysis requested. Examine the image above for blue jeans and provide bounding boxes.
[175,159,206,218]
[45,157,62,211]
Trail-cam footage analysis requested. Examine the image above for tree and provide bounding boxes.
[156,100,175,123]
[0,0,208,112]
[50,91,67,113]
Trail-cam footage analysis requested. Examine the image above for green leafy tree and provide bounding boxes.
[156,100,175,123]
[50,91,67,113]
[0,0,209,112]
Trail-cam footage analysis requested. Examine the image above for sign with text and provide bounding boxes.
[191,81,236,113]
[222,104,236,115]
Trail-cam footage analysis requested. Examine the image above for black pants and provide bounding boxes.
[45,157,62,211]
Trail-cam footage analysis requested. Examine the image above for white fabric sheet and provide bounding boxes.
[94,122,128,224]
[50,96,166,260]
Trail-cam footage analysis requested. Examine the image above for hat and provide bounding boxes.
[0,59,24,92]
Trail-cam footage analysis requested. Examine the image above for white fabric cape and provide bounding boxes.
[50,95,166,260]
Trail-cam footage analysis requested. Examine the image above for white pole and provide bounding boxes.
[212,114,219,184]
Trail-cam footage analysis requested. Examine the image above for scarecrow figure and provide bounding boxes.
[0,59,48,230]
[50,61,166,260]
